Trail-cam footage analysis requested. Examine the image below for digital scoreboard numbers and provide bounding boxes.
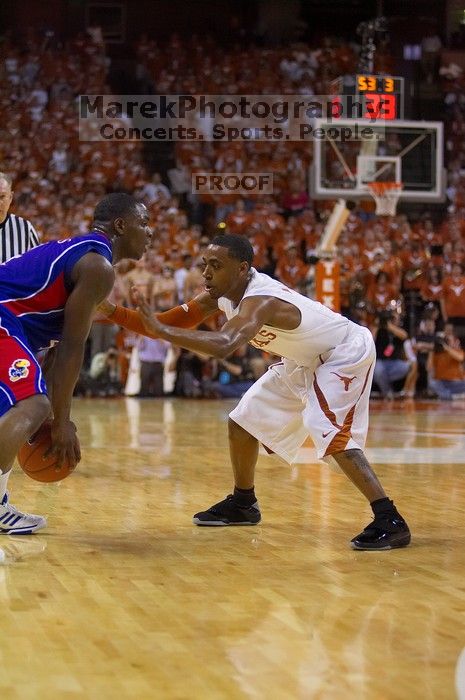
[329,75,405,121]
[356,75,402,93]
[355,74,404,120]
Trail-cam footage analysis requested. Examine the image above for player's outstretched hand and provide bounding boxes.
[45,420,81,470]
[132,287,164,336]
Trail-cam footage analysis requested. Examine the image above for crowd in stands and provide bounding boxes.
[1,27,464,400]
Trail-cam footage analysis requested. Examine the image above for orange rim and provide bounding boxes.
[367,181,403,194]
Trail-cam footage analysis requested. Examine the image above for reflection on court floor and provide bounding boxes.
[2,397,465,699]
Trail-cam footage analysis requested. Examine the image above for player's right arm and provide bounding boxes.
[134,292,277,359]
[97,290,218,336]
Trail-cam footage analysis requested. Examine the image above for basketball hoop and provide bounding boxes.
[367,181,403,216]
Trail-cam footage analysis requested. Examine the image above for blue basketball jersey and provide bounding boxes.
[0,232,113,352]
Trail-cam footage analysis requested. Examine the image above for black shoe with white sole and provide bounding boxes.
[193,494,261,526]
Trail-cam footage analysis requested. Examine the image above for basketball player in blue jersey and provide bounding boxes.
[0,193,152,534]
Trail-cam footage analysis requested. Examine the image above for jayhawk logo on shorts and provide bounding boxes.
[8,359,31,382]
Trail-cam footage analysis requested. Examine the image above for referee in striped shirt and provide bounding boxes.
[0,172,40,263]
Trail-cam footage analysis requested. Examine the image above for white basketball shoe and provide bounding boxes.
[0,493,47,535]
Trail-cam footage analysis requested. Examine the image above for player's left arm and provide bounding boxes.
[48,254,115,467]
[135,290,276,359]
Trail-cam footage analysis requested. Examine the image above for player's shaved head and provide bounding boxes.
[93,193,140,224]
[92,193,151,260]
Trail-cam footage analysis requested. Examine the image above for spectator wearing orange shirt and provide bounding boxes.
[420,267,444,319]
[367,271,399,314]
[365,250,391,292]
[380,240,402,289]
[401,239,429,292]
[441,263,465,338]
[271,223,300,262]
[275,243,308,293]
[259,201,286,242]
[360,230,380,269]
[427,323,465,399]
[452,240,465,267]
[248,231,270,271]
[295,209,318,252]
[225,200,251,235]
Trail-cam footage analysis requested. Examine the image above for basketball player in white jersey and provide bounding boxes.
[131,234,410,550]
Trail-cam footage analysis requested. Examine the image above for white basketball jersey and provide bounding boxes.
[218,268,352,367]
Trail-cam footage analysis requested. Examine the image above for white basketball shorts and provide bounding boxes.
[229,324,375,464]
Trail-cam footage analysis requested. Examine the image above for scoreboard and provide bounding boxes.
[355,74,404,120]
[330,74,405,121]
[356,74,402,94]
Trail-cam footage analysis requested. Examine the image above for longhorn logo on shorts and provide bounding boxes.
[8,359,31,382]
[330,371,356,391]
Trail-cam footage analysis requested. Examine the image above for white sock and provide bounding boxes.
[0,470,11,501]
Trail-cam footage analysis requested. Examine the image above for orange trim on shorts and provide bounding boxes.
[325,406,356,454]
[319,363,373,457]
[313,376,342,429]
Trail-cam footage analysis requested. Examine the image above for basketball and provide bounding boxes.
[17,422,74,483]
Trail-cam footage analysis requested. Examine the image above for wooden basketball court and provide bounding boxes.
[2,397,465,699]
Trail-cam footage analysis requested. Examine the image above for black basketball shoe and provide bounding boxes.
[351,515,411,551]
[193,494,261,526]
